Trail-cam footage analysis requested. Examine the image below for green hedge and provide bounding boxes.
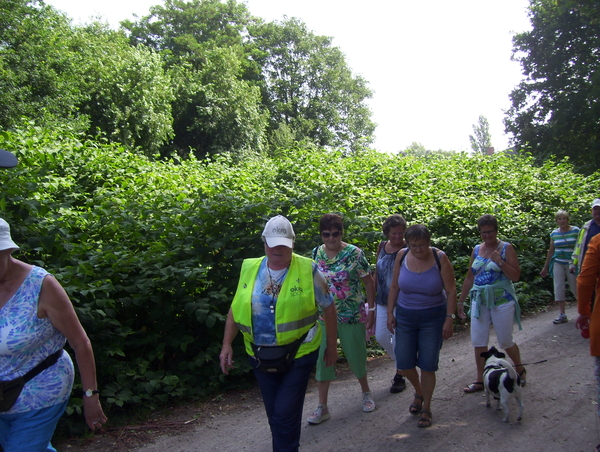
[0,124,598,414]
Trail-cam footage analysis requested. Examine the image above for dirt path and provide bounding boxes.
[60,305,600,452]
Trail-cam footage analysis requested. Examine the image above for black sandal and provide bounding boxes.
[518,368,527,387]
[418,409,433,428]
[409,393,423,415]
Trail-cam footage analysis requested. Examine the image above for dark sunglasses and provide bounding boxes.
[321,231,341,238]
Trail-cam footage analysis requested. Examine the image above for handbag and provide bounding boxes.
[251,331,309,373]
[0,349,63,412]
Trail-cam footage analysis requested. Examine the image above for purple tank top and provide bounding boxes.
[396,257,446,309]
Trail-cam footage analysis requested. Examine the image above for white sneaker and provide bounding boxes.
[362,392,376,412]
[553,313,568,324]
[307,404,330,424]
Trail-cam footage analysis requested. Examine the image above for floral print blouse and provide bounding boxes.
[313,244,371,324]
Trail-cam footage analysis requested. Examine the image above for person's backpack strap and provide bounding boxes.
[376,240,386,259]
[398,248,410,267]
[432,247,442,271]
[399,247,442,271]
[312,245,319,261]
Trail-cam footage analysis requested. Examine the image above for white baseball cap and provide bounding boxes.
[0,218,19,251]
[592,198,600,209]
[262,215,295,248]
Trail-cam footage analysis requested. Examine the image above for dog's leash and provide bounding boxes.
[520,359,547,366]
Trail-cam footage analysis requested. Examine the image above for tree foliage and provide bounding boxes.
[0,0,84,128]
[505,0,600,173]
[75,24,175,156]
[469,115,492,154]
[0,0,374,159]
[248,17,375,152]
[123,0,375,157]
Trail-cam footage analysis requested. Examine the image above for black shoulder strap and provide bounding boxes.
[400,248,442,270]
[398,248,410,266]
[23,350,63,383]
[432,247,442,270]
[312,245,319,260]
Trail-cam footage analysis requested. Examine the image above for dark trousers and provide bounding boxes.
[250,349,319,452]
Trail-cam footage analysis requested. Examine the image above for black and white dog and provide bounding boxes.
[481,346,524,422]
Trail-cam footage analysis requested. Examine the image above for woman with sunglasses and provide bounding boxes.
[386,224,458,428]
[307,213,376,424]
[459,214,525,394]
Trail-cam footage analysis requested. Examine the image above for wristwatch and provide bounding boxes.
[446,314,456,319]
[84,389,100,397]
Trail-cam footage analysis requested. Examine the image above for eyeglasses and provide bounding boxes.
[408,243,428,250]
[479,230,497,236]
[321,231,341,238]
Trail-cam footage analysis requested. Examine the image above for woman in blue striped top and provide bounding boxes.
[540,210,580,324]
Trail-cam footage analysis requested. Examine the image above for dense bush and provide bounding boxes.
[0,124,598,414]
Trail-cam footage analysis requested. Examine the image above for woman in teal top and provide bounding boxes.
[459,214,526,394]
[540,210,579,324]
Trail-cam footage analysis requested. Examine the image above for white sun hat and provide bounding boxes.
[0,218,19,251]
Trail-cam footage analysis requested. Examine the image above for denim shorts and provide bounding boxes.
[395,304,446,372]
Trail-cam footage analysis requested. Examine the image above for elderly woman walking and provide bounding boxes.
[308,213,376,424]
[374,214,407,393]
[460,214,525,393]
[0,218,107,451]
[220,215,337,452]
[386,224,458,428]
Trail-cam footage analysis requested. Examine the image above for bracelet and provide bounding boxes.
[457,302,464,305]
[498,260,504,267]
[368,306,376,312]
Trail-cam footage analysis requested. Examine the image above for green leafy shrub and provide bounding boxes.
[0,124,598,415]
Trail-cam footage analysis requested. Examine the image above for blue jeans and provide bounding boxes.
[395,304,446,372]
[250,350,319,452]
[0,400,68,452]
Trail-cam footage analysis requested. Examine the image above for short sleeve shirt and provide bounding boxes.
[314,244,371,324]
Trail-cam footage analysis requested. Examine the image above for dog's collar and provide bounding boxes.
[484,364,505,371]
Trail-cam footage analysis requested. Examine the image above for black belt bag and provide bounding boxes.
[0,349,63,412]
[251,332,309,373]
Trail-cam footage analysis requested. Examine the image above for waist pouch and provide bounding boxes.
[251,331,309,373]
[0,349,63,412]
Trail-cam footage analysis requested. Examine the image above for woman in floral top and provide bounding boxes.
[307,214,376,425]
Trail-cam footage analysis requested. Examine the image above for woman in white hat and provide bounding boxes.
[219,215,337,452]
[0,218,107,451]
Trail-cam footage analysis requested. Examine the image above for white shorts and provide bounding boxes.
[470,300,516,349]
[553,263,577,301]
[375,304,396,362]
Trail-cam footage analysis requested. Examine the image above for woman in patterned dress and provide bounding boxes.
[374,214,407,393]
[307,213,376,424]
[0,218,106,451]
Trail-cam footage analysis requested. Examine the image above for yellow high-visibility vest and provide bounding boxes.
[231,254,320,358]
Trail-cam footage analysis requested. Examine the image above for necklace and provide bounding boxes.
[411,257,430,274]
[480,241,499,258]
[266,265,288,314]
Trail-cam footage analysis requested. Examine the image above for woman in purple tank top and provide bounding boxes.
[386,224,459,428]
